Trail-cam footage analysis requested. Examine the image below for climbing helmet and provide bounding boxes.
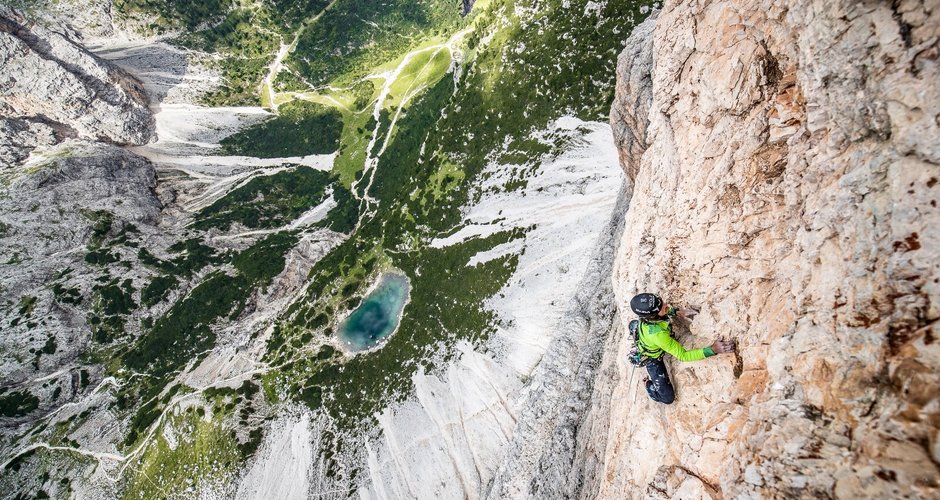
[630,293,663,319]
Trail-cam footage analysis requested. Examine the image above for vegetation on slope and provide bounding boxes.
[192,166,334,231]
[245,0,655,484]
[288,0,464,86]
[0,0,654,495]
[119,232,298,448]
[219,101,343,157]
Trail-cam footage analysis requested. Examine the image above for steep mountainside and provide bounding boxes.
[0,1,653,497]
[2,0,936,497]
[602,0,940,497]
[0,5,159,430]
[0,6,153,167]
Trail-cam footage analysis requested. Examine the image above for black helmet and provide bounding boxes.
[631,293,663,319]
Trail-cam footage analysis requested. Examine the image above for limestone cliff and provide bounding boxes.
[0,143,160,413]
[0,6,161,446]
[0,6,153,167]
[604,0,940,497]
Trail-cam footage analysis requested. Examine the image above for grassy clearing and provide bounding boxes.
[122,407,241,499]
[331,107,377,187]
[122,379,267,498]
[288,0,464,87]
[369,45,454,156]
[315,43,454,187]
[426,156,466,202]
[385,44,452,109]
[261,4,464,187]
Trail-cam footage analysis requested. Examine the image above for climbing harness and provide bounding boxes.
[628,319,651,367]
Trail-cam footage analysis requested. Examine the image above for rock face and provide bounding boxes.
[0,7,160,430]
[0,6,159,399]
[483,188,628,500]
[602,0,940,497]
[0,116,71,167]
[32,0,117,39]
[0,7,153,167]
[608,10,656,185]
[0,142,159,419]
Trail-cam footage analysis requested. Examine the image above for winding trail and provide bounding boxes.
[260,0,340,110]
[263,40,293,109]
[351,26,473,215]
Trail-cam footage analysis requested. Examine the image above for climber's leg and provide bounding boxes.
[645,358,675,404]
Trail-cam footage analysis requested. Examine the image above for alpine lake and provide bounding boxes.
[337,273,411,352]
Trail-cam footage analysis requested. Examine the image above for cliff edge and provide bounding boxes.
[605,0,939,497]
[0,6,153,167]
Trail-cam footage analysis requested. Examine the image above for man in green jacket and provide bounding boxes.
[630,293,736,404]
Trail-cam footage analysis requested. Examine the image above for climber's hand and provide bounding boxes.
[678,307,700,320]
[710,338,736,354]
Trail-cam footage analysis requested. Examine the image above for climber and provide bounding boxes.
[629,293,735,405]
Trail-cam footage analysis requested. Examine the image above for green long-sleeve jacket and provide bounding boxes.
[637,320,715,362]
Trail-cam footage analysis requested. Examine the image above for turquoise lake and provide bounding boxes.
[337,273,411,351]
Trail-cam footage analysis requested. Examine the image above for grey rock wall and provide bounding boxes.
[0,142,159,416]
[483,187,629,499]
[0,6,153,168]
[602,0,940,497]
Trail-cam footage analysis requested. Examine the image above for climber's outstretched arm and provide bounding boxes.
[649,333,735,362]
[649,333,711,362]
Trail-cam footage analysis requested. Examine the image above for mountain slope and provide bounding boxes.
[0,1,654,497]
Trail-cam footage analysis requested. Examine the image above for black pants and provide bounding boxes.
[645,357,675,404]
